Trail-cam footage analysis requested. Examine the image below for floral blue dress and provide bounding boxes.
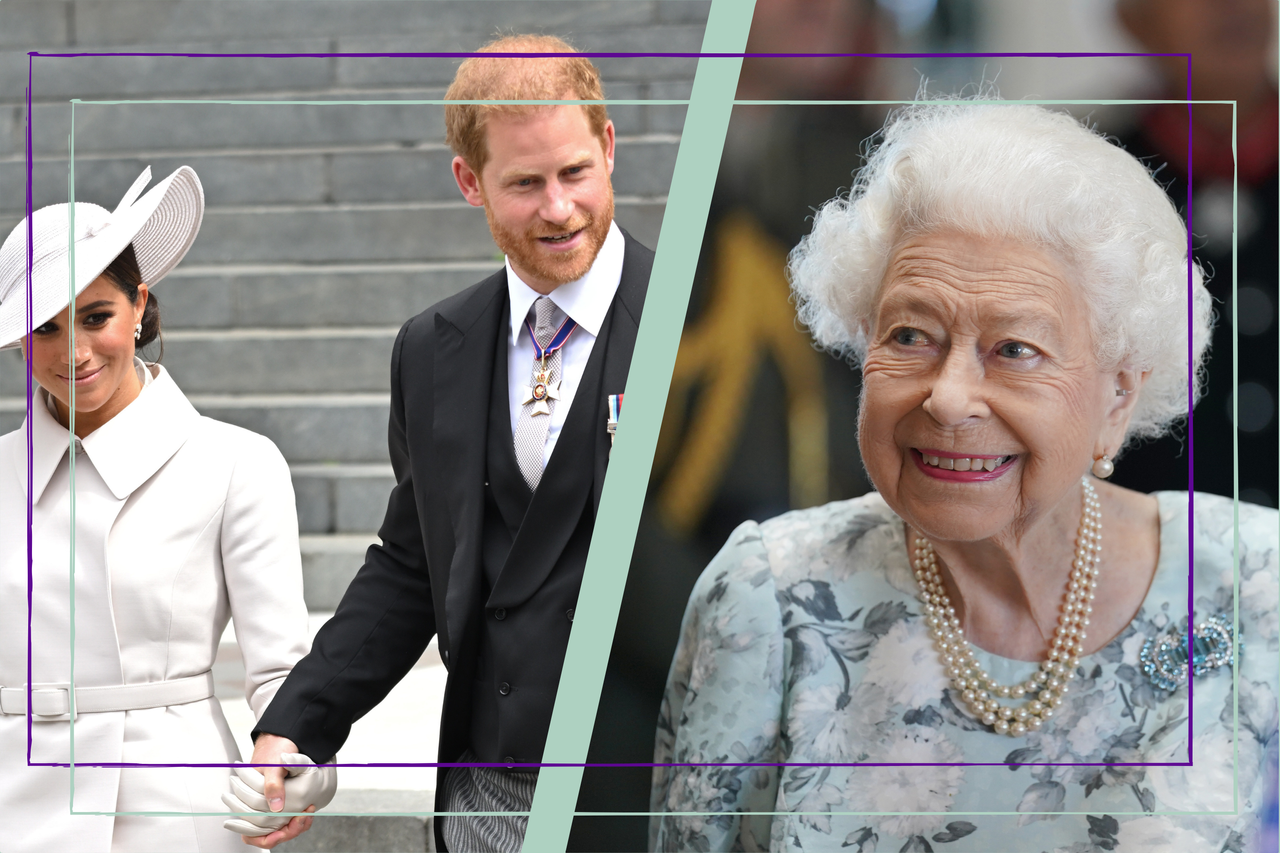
[651,492,1278,853]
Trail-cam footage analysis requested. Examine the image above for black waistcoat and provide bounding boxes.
[467,305,605,764]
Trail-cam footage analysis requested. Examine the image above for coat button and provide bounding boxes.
[494,608,506,621]
[504,756,515,764]
[498,682,511,696]
[566,608,575,622]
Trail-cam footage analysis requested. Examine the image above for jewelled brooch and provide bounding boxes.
[1139,613,1235,691]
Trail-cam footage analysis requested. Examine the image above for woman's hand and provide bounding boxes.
[229,733,321,849]
[240,806,314,849]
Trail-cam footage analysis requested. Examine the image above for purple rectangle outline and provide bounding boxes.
[22,49,1202,773]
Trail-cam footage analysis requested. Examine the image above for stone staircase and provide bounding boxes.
[0,2,707,848]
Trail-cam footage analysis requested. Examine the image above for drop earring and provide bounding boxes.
[1091,454,1114,479]
[134,323,142,341]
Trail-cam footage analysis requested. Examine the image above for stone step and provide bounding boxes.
[1,134,680,213]
[11,38,335,101]
[14,82,690,159]
[294,468,394,536]
[275,792,433,853]
[275,793,434,853]
[59,0,709,48]
[0,328,400,397]
[160,261,491,329]
[0,392,392,463]
[11,20,703,103]
[299,532,382,607]
[0,197,667,266]
[198,392,392,463]
[335,28,703,88]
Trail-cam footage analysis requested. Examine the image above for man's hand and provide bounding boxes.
[250,733,298,813]
[226,734,319,849]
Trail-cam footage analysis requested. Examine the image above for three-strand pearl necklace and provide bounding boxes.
[912,476,1103,737]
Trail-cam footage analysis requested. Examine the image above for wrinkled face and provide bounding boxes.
[23,275,146,433]
[470,103,615,294]
[858,232,1125,545]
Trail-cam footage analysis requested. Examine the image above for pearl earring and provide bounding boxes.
[1091,455,1114,479]
[134,323,142,341]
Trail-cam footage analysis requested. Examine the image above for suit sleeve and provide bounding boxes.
[253,318,438,762]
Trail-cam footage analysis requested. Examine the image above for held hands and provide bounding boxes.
[223,733,337,848]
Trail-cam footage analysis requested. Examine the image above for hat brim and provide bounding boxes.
[0,166,204,350]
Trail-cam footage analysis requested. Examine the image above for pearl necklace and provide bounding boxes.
[912,477,1103,737]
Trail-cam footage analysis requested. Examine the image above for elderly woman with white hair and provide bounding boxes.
[651,103,1278,852]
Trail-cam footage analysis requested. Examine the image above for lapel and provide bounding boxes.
[432,273,508,655]
[485,231,652,610]
[591,230,650,513]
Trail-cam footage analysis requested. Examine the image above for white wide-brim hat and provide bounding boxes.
[0,165,204,350]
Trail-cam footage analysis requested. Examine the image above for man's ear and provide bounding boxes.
[452,156,486,208]
[601,120,616,176]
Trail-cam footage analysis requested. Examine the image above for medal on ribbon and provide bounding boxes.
[522,314,578,416]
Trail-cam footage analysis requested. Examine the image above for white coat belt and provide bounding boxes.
[0,671,214,719]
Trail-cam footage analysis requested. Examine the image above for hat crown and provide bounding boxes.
[0,202,112,307]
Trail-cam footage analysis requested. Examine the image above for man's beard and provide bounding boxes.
[484,185,614,289]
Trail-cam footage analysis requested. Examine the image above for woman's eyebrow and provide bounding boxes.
[982,308,1064,342]
[75,300,113,314]
[876,292,943,318]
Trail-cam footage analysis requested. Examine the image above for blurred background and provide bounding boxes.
[570,1,1278,850]
[0,2,707,850]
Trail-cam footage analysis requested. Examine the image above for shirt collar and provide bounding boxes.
[506,220,625,344]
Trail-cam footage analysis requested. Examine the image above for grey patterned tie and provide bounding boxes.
[513,296,563,491]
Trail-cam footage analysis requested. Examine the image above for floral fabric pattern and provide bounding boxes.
[651,492,1279,853]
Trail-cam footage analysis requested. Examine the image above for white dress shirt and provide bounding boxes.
[505,221,625,466]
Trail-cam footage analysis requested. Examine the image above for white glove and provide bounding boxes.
[221,752,337,837]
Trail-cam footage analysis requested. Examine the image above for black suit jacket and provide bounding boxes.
[254,229,652,795]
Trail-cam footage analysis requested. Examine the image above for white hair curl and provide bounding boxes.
[788,101,1213,447]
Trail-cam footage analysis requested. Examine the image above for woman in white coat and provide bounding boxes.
[0,166,314,852]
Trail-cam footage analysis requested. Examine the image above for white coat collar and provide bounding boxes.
[17,363,197,503]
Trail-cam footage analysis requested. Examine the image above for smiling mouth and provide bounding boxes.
[916,451,1016,472]
[539,230,580,244]
[59,366,102,384]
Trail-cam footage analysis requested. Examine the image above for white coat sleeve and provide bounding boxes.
[219,430,311,720]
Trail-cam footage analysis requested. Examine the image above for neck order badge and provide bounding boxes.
[522,313,578,417]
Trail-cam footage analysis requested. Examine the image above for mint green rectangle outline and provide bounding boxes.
[545,95,1247,831]
[524,1,756,848]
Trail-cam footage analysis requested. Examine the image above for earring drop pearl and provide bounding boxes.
[1091,455,1114,479]
[134,323,142,341]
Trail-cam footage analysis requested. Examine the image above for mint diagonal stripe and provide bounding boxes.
[521,1,756,849]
